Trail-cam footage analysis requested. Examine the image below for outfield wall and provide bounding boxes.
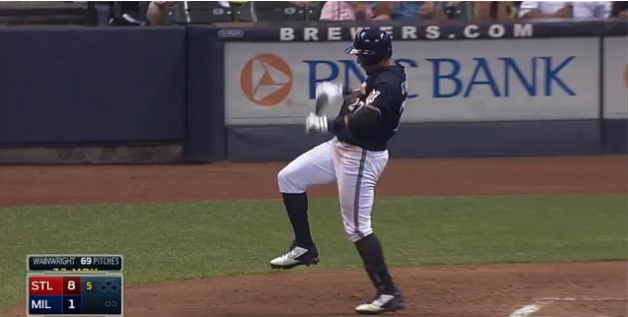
[0,20,625,163]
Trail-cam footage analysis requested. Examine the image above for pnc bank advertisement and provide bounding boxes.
[224,38,600,125]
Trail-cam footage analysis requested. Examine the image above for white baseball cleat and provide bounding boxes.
[355,293,405,315]
[269,242,320,270]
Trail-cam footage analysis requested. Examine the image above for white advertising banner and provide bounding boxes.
[603,36,628,119]
[225,38,600,125]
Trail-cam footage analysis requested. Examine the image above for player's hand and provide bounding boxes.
[316,82,344,102]
[305,112,328,133]
[315,82,344,114]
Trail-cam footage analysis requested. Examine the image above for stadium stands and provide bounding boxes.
[0,1,98,26]
[0,1,624,26]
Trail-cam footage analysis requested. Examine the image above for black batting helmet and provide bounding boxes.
[345,29,393,66]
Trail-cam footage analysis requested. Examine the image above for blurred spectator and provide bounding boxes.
[108,1,175,26]
[391,1,421,20]
[519,1,610,19]
[368,1,392,19]
[573,1,610,18]
[146,1,176,25]
[475,1,517,20]
[369,1,443,21]
[518,1,573,18]
[610,1,628,17]
[320,1,373,21]
[418,1,448,21]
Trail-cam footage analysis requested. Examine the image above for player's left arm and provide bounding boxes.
[343,83,391,130]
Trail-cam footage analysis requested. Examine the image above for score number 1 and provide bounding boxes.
[66,279,91,310]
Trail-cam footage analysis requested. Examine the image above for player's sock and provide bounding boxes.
[355,233,398,294]
[282,192,315,248]
[355,237,385,293]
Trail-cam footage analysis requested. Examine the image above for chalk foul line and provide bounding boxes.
[507,297,627,317]
[508,300,554,317]
[541,297,627,302]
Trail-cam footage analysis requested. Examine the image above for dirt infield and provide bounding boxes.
[3,155,626,317]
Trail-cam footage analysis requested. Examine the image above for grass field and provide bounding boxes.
[0,194,625,311]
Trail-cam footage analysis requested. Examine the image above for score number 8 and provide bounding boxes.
[68,280,93,290]
[80,257,92,265]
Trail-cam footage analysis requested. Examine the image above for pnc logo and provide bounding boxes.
[241,54,293,106]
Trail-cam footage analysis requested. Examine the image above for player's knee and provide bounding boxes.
[346,227,374,243]
[277,166,305,193]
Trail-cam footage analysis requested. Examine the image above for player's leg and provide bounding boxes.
[331,140,404,314]
[270,140,337,269]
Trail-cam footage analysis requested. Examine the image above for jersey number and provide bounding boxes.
[365,89,380,105]
[351,88,380,113]
[394,81,407,132]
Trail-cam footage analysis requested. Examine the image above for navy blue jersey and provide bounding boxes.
[331,63,407,151]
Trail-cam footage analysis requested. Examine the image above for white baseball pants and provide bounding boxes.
[277,137,389,242]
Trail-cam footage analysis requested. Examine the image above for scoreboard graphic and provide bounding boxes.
[26,255,124,317]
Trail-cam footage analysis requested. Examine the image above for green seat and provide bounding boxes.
[234,1,255,22]
[253,1,305,22]
[185,2,227,10]
[163,3,185,25]
[443,1,475,20]
[305,2,324,21]
[169,1,234,24]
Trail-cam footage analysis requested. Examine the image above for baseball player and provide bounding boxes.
[270,29,407,315]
